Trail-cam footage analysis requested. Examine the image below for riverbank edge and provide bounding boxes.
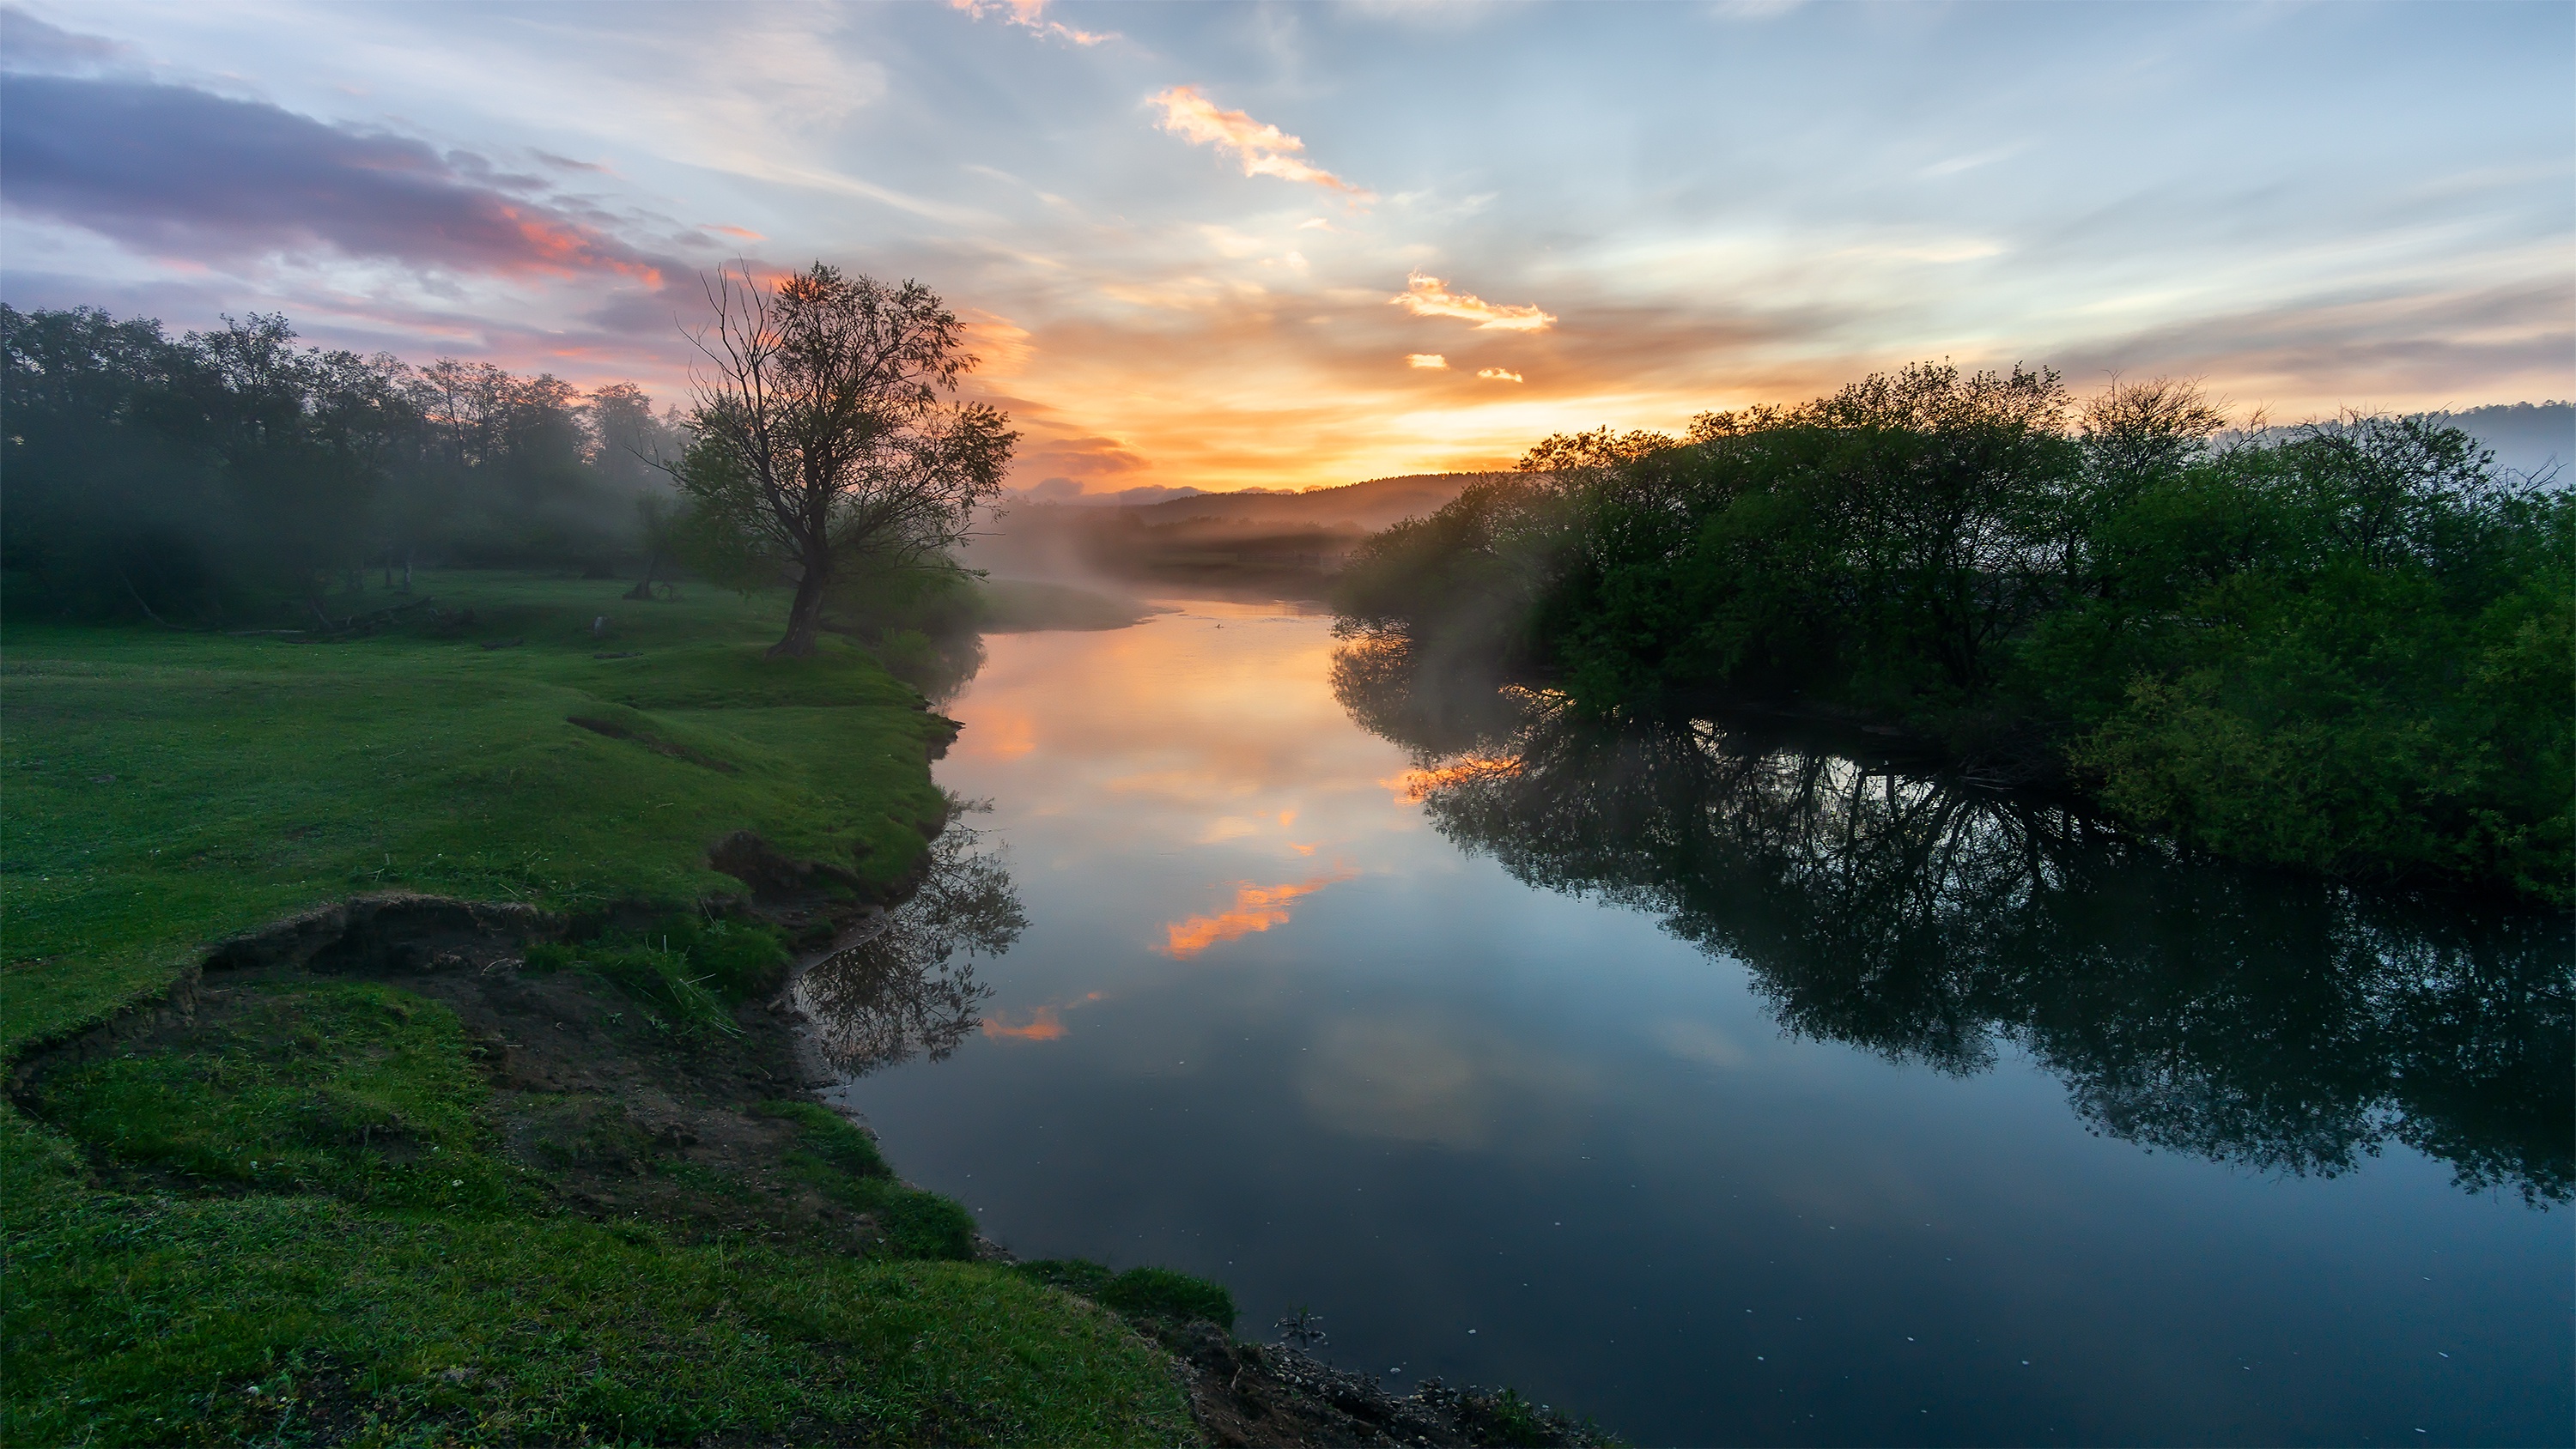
[9,856,1624,1446]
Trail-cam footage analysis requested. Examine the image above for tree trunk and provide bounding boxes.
[769,561,828,658]
[624,549,659,601]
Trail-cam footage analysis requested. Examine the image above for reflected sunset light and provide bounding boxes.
[1159,867,1362,959]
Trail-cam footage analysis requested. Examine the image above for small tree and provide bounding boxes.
[677,262,1016,658]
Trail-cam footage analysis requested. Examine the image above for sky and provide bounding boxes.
[1,1,2568,494]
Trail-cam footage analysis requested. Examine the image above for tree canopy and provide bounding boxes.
[675,263,1016,658]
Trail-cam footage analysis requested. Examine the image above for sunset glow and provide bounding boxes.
[1159,868,1361,959]
[5,4,2561,494]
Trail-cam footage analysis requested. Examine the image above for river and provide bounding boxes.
[806,593,2572,1446]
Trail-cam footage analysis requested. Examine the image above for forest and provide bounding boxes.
[1334,364,2573,901]
[1,304,682,624]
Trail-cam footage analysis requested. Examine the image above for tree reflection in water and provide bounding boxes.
[793,808,1025,1076]
[1333,630,2573,1206]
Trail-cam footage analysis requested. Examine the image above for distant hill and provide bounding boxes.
[965,474,1485,588]
[2436,402,2572,482]
[1127,473,1482,532]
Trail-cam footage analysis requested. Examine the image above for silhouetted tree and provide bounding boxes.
[677,262,1016,658]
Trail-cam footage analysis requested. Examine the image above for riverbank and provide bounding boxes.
[3,573,1625,1446]
[2,574,1216,1442]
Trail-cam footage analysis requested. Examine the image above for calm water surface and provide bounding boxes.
[812,597,2572,1446]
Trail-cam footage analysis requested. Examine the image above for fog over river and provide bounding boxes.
[809,595,2571,1447]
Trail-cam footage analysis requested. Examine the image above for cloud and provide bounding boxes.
[0,6,131,74]
[1150,86,1374,199]
[1158,867,1358,958]
[1391,272,1556,331]
[950,0,1113,46]
[981,1004,1067,1040]
[531,149,611,174]
[0,74,674,285]
[1013,428,1151,487]
[1476,367,1523,382]
[1406,353,1448,369]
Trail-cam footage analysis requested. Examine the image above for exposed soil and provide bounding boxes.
[1151,1319,1618,1447]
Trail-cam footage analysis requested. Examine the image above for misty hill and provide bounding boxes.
[1127,474,1482,532]
[2439,402,2572,482]
[966,474,1481,588]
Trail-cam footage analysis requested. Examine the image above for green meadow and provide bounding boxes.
[1,573,1202,1445]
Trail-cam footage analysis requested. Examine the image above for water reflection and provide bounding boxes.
[1334,630,2574,1206]
[794,812,1024,1076]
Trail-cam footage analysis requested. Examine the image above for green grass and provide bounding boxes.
[9,1192,1191,1445]
[759,1100,982,1262]
[1012,1261,1237,1334]
[1,573,949,1051]
[0,573,1199,1445]
[23,979,531,1216]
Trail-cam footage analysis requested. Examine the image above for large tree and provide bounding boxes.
[677,262,1016,658]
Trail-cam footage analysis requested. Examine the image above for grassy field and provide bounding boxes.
[1,573,1201,1445]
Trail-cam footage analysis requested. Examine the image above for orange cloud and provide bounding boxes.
[1478,367,1525,383]
[1151,87,1374,199]
[1381,755,1522,803]
[981,1004,1066,1040]
[496,206,663,287]
[1406,353,1449,369]
[705,224,765,241]
[1159,867,1359,958]
[951,0,1113,45]
[1391,273,1556,332]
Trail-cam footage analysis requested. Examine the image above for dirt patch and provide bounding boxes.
[1143,1319,1616,1448]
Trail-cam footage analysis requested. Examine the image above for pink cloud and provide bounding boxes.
[1150,86,1374,200]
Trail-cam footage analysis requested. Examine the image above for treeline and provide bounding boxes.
[1334,364,2573,900]
[2,305,679,624]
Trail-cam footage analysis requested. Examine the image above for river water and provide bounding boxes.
[811,594,2571,1446]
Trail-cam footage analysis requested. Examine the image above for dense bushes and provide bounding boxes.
[1334,364,2572,899]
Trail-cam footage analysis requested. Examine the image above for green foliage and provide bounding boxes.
[1,305,681,624]
[757,1100,980,1261]
[1351,368,2573,899]
[1013,1259,1239,1331]
[580,943,742,1039]
[1461,1385,1555,1447]
[549,917,792,1039]
[27,980,526,1214]
[1332,471,1575,667]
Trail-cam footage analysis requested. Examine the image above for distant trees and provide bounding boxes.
[1334,365,2573,900]
[676,263,1015,658]
[0,303,681,624]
